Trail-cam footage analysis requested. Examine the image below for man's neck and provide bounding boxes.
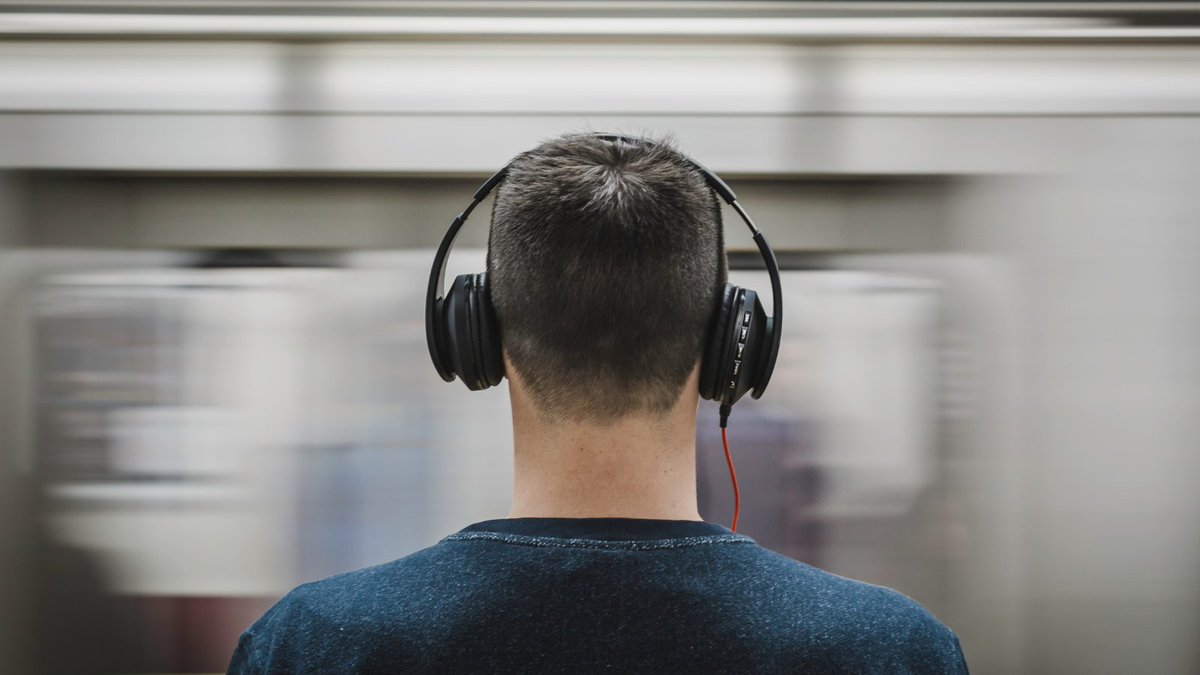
[506,376,702,522]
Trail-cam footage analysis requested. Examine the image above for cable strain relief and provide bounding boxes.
[718,403,732,428]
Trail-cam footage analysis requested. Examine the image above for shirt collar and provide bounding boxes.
[459,517,734,541]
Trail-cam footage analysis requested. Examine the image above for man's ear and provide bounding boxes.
[685,358,701,386]
[502,350,540,423]
[503,349,529,394]
[501,347,513,379]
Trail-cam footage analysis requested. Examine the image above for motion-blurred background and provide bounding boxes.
[0,2,1198,673]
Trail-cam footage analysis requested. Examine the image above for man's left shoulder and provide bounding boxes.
[227,547,444,673]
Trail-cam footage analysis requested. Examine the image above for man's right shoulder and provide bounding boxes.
[745,547,969,674]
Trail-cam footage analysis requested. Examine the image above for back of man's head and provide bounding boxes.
[487,133,727,424]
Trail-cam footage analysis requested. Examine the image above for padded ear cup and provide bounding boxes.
[429,294,453,382]
[700,283,738,401]
[719,289,767,407]
[471,273,505,388]
[442,273,505,391]
[699,283,768,407]
[443,274,474,387]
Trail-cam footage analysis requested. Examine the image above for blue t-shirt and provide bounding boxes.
[228,518,968,674]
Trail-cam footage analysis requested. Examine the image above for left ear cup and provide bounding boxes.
[442,273,504,391]
[471,273,505,388]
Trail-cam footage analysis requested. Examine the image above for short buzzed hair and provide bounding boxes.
[486,132,727,423]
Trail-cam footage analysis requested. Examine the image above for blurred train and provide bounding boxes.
[1,3,1199,674]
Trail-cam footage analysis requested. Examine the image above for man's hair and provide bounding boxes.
[486,132,727,423]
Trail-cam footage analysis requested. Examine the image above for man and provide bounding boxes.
[228,133,969,673]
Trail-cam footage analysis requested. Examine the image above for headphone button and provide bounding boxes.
[736,343,745,358]
[732,360,741,375]
[739,327,748,341]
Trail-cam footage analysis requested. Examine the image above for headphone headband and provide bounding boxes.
[425,133,783,399]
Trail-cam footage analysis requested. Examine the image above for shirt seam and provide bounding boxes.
[442,531,756,551]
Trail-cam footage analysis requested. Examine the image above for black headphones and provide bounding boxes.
[425,134,783,419]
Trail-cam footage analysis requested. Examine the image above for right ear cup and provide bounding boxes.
[700,283,738,401]
[700,283,768,407]
[441,273,504,391]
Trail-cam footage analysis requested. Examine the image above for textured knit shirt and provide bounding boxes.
[228,518,969,674]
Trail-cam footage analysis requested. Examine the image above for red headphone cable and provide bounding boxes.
[718,405,740,533]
